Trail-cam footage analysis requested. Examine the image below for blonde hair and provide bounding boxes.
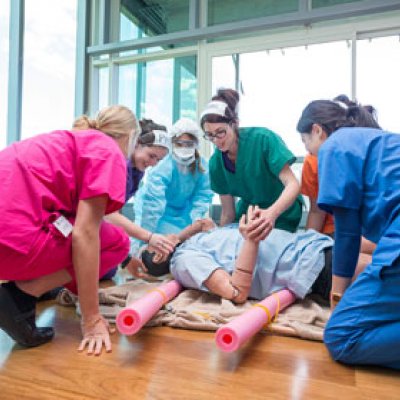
[73,105,137,140]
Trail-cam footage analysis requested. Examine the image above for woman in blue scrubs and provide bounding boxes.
[297,99,400,369]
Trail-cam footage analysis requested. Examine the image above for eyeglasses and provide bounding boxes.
[203,129,227,142]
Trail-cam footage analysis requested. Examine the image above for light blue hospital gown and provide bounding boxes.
[317,127,400,369]
[170,224,333,300]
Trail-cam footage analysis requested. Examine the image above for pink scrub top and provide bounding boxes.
[0,129,127,255]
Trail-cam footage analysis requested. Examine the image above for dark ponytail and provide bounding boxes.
[334,94,381,129]
[137,118,167,146]
[297,97,381,136]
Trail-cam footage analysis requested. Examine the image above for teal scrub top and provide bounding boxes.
[209,127,303,232]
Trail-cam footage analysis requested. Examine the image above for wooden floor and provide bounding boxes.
[0,299,399,399]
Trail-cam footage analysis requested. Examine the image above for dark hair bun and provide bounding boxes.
[212,88,239,119]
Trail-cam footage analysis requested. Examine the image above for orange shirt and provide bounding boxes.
[301,154,334,234]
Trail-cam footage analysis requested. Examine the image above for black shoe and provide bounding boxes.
[0,286,54,347]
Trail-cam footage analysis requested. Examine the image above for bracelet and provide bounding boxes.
[235,267,253,275]
[330,292,343,305]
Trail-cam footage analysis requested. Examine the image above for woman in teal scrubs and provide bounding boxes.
[200,88,303,237]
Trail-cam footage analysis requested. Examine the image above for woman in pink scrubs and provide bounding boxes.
[0,105,136,355]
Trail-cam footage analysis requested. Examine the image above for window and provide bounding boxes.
[357,35,400,133]
[0,2,10,149]
[117,55,197,127]
[118,64,138,113]
[312,0,364,8]
[208,0,298,26]
[211,41,351,156]
[120,0,190,38]
[98,66,109,110]
[21,0,77,139]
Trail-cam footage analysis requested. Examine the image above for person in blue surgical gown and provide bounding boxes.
[296,98,400,370]
[132,118,213,254]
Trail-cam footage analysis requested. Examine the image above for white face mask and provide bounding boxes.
[172,147,196,166]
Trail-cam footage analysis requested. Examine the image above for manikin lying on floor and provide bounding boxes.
[133,206,371,306]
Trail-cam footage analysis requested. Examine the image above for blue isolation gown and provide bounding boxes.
[133,153,213,238]
[317,127,400,369]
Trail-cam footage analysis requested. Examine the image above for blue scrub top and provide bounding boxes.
[318,127,400,265]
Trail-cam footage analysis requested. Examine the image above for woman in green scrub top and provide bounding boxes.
[200,88,302,238]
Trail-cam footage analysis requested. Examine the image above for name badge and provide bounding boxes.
[53,215,73,237]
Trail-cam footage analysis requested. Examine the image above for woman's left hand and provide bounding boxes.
[256,207,278,240]
[330,275,351,310]
[126,256,150,279]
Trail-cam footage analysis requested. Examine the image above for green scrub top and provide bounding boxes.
[209,127,303,232]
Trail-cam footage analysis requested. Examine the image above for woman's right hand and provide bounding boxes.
[78,314,115,356]
[148,233,176,256]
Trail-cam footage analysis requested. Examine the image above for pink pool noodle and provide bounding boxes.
[116,280,182,335]
[215,289,296,352]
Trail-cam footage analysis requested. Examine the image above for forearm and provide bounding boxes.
[330,207,362,308]
[332,207,361,278]
[231,240,259,303]
[219,210,235,226]
[72,230,101,320]
[306,198,327,232]
[219,195,236,226]
[268,178,300,219]
[105,212,151,242]
[306,210,325,232]
[178,221,203,242]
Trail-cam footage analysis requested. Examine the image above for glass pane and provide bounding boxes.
[313,0,364,7]
[118,64,138,112]
[357,36,400,133]
[212,41,351,156]
[98,66,109,110]
[0,1,10,149]
[120,10,139,56]
[208,0,298,26]
[117,55,197,127]
[120,0,189,38]
[142,59,174,126]
[178,56,197,121]
[212,55,236,94]
[21,0,77,139]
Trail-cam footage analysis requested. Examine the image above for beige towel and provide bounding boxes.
[57,280,330,341]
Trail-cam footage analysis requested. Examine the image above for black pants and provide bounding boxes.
[310,247,332,302]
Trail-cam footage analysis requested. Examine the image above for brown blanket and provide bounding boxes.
[57,280,330,341]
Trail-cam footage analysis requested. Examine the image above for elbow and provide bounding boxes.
[72,225,99,246]
[292,178,301,195]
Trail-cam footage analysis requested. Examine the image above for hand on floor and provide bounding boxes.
[78,314,115,356]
